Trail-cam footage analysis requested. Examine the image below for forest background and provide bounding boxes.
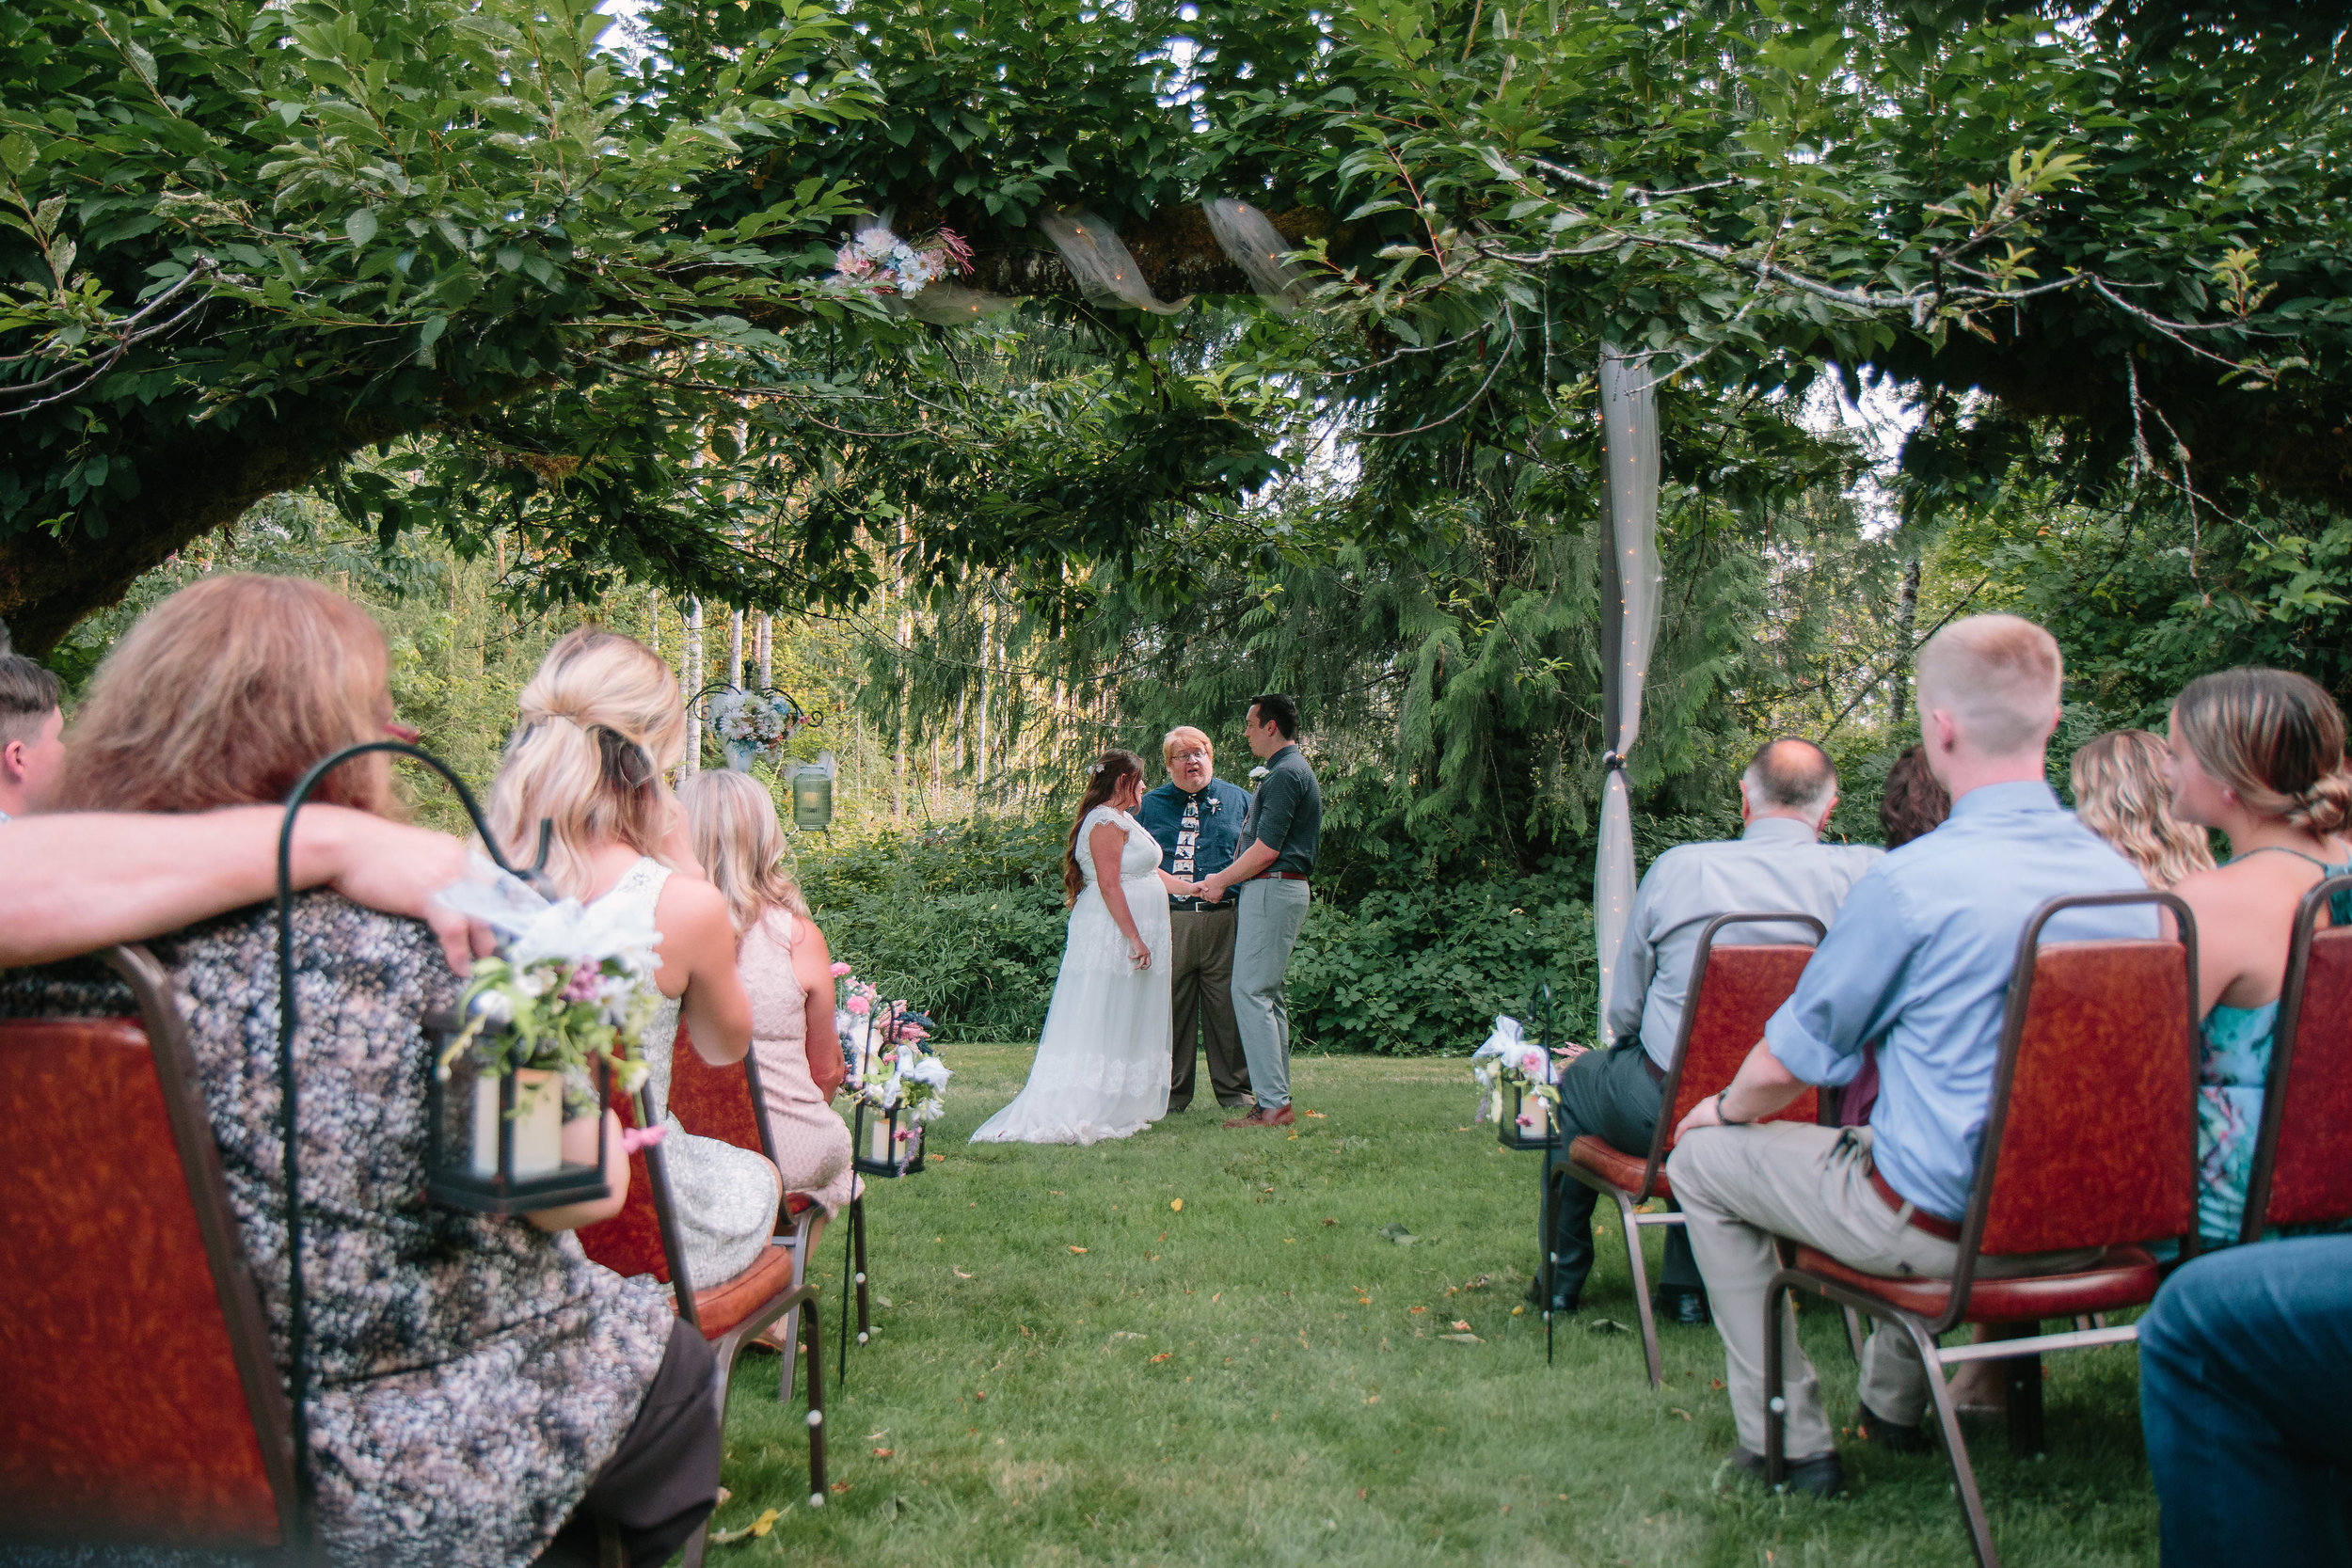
[8,0,2350,1052]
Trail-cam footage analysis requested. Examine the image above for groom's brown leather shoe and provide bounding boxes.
[1223,1104,1295,1128]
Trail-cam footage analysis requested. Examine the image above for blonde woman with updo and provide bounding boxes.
[679,769,855,1218]
[488,628,776,1287]
[2072,728,2216,889]
[2162,668,2352,1243]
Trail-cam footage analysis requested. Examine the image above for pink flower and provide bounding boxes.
[561,963,602,1003]
[1517,1113,1539,1129]
[931,228,973,273]
[621,1125,667,1154]
[847,996,871,1015]
[830,962,852,977]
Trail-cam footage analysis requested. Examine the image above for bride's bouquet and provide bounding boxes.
[1470,1015,1562,1139]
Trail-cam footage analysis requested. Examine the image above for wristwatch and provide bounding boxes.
[1715,1090,1747,1126]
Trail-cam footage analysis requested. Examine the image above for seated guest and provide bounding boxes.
[1667,614,2156,1496]
[0,638,64,821]
[1835,744,1952,1132]
[1136,725,1255,1113]
[1878,742,1949,849]
[2139,1235,2352,1565]
[27,575,716,1565]
[1534,737,1880,1320]
[2158,669,2349,1244]
[2074,728,2216,890]
[680,768,854,1218]
[1944,724,2216,1414]
[487,629,771,1289]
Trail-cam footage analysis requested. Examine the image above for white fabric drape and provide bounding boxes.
[1036,207,1189,314]
[1200,198,1307,312]
[1593,349,1661,1041]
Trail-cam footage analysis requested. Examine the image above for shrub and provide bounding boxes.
[797,816,1597,1053]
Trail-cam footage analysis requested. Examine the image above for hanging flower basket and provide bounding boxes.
[834,964,946,1178]
[424,876,662,1212]
[705,684,815,771]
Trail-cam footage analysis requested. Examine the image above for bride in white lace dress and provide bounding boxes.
[972,750,1193,1145]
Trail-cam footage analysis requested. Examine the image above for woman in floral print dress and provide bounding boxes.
[38,575,721,1567]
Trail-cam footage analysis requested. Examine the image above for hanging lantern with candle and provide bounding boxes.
[793,752,835,832]
[1496,984,1564,1152]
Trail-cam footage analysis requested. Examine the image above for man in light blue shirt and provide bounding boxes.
[1666,615,2157,1497]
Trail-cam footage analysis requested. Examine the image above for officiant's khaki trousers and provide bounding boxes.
[1169,905,1251,1110]
[1232,878,1311,1111]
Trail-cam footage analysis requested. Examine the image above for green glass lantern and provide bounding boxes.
[791,762,833,831]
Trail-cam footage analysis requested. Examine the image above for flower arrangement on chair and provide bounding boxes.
[831,963,947,1177]
[426,873,668,1208]
[1470,1015,1571,1151]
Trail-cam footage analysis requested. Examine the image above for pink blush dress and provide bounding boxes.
[741,909,855,1215]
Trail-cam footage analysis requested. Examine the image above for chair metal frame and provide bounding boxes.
[1,945,304,1555]
[619,1080,826,1568]
[2238,873,2352,1245]
[1763,890,2200,1568]
[1549,911,1826,1386]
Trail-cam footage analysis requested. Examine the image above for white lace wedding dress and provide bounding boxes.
[970,806,1172,1145]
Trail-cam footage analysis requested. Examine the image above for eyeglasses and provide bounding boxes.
[1171,749,1211,764]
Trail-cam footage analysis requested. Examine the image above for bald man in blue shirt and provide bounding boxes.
[1666,615,2156,1498]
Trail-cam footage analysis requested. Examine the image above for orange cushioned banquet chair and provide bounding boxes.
[577,1042,827,1567]
[1549,911,1825,1386]
[1763,890,2201,1568]
[0,945,304,1556]
[2238,872,2352,1245]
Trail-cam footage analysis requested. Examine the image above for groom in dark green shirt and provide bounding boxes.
[1196,694,1322,1128]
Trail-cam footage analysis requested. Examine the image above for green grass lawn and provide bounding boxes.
[708,1047,2159,1566]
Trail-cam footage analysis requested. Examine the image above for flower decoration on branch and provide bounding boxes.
[432,873,664,1106]
[831,222,973,298]
[706,684,816,771]
[833,961,949,1134]
[1470,1015,1566,1132]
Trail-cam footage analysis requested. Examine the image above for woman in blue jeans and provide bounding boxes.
[2141,1236,2352,1564]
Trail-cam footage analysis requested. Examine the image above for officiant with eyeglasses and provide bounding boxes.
[1136,726,1255,1113]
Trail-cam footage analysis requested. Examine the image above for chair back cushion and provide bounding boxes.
[1664,944,1818,1148]
[667,1020,767,1158]
[2265,926,2352,1229]
[1979,939,2196,1256]
[0,1015,284,1545]
[575,1089,671,1285]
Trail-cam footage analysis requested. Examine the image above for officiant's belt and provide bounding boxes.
[1252,871,1311,882]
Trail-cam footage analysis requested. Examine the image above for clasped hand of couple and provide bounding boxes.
[1123,876,1221,971]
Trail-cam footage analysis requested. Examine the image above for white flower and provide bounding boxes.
[904,1055,950,1089]
[469,989,515,1024]
[855,227,898,261]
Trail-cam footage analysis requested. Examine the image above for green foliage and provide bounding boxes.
[1286,869,1597,1055]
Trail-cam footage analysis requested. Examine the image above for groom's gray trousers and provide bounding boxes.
[1232,877,1311,1110]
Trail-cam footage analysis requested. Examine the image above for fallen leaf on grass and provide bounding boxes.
[1358,1488,1368,1500]
[1283,1237,1297,1243]
[1465,1274,1492,1291]
[872,1447,896,1457]
[1111,1331,1145,1340]
[1669,1409,1692,1422]
[715,1487,732,1505]
[1408,1306,1427,1315]
[829,1481,853,1495]
[1511,1305,1526,1316]
[953,1268,974,1279]
[1439,1332,1485,1344]
[1150,1353,1171,1363]
[1322,1216,1338,1227]
[1710,1378,1725,1389]
[1588,1318,1630,1336]
[1451,1319,1472,1331]
[1069,1245,1089,1254]
[1363,1395,1379,1404]
[864,1431,888,1440]
[1170,1198,1184,1212]
[707,1508,782,1544]
[1303,1109,1327,1117]
[928,1153,946,1163]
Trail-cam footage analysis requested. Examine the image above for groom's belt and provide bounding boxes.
[1252,870,1311,882]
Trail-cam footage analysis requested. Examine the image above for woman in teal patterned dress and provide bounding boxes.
[2161,668,2352,1244]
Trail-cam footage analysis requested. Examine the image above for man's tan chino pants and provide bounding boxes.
[1669,1123,2098,1458]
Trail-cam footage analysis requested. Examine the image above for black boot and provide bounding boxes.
[1654,1282,1711,1326]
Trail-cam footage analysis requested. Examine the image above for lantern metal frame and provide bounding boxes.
[850,1097,927,1180]
[1497,982,1564,1152]
[272,739,571,1551]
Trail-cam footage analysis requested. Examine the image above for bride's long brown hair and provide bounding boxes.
[1063,750,1146,906]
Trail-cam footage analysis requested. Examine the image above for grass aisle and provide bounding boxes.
[711,1048,2158,1566]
